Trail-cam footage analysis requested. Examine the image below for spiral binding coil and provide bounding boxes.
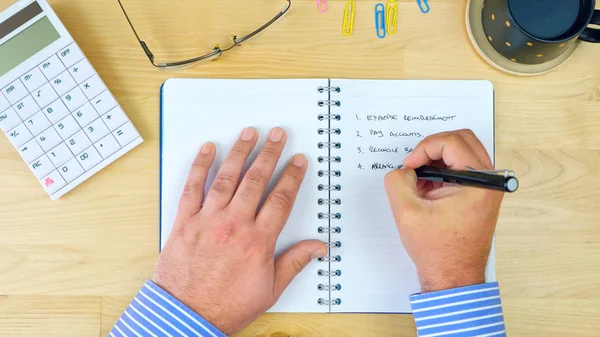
[318,100,341,107]
[318,226,341,233]
[318,128,341,135]
[318,255,342,262]
[318,114,341,121]
[318,269,342,276]
[318,156,341,163]
[318,298,342,305]
[326,241,342,248]
[317,86,341,93]
[317,85,342,307]
[318,170,341,177]
[318,213,341,219]
[318,142,341,149]
[318,198,341,205]
[318,284,342,291]
[318,184,341,191]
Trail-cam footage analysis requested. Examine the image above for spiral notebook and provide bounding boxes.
[160,79,496,313]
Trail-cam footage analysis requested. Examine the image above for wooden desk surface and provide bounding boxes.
[1,0,599,336]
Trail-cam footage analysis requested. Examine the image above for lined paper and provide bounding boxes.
[160,79,329,313]
[331,80,495,313]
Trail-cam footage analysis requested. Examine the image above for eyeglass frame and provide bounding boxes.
[116,0,292,68]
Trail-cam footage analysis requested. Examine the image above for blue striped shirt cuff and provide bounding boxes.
[410,282,505,337]
[110,280,227,337]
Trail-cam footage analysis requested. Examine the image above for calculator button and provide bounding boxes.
[24,111,51,136]
[62,87,87,112]
[0,107,21,132]
[80,75,107,100]
[6,123,33,148]
[48,142,74,167]
[18,139,44,164]
[29,154,54,179]
[50,71,77,96]
[66,130,92,155]
[0,93,9,112]
[58,44,85,68]
[76,146,102,171]
[2,79,28,104]
[72,102,98,127]
[95,134,121,159]
[40,170,67,195]
[36,127,62,151]
[39,55,66,80]
[101,107,128,131]
[21,68,46,92]
[91,90,117,115]
[42,99,69,124]
[14,95,40,120]
[69,59,95,84]
[113,122,140,147]
[84,118,109,143]
[32,83,59,109]
[58,157,84,183]
[54,114,80,140]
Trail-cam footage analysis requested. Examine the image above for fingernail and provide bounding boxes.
[311,248,328,259]
[269,127,285,142]
[200,142,213,154]
[292,154,307,167]
[241,127,256,141]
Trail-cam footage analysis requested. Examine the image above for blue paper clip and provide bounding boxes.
[416,0,430,13]
[375,3,386,38]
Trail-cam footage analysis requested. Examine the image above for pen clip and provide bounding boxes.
[416,0,430,13]
[317,0,328,12]
[342,0,355,36]
[375,3,386,38]
[386,0,398,35]
[466,166,515,178]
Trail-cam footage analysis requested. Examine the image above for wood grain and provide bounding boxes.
[0,0,599,336]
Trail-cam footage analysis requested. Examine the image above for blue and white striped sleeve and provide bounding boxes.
[110,280,227,337]
[410,282,505,337]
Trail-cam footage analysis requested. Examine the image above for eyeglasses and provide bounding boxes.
[116,0,292,69]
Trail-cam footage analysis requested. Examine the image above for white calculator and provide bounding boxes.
[0,0,143,200]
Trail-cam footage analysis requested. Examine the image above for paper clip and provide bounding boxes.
[342,0,355,36]
[386,0,398,35]
[317,0,328,12]
[416,0,430,13]
[375,3,386,38]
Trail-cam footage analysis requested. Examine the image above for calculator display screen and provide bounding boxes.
[0,2,60,77]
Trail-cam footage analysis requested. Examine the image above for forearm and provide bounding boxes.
[110,280,226,337]
[111,281,505,337]
[410,282,505,337]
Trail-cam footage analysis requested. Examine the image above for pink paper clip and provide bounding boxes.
[317,0,328,12]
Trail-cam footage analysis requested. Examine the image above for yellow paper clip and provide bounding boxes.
[386,0,398,35]
[342,0,355,36]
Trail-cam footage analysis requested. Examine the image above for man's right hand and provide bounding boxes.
[384,130,504,293]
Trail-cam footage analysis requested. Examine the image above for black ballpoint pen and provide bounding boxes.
[405,165,519,193]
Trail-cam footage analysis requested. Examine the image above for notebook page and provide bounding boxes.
[160,79,329,313]
[330,80,495,313]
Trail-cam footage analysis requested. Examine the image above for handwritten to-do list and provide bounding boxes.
[352,113,458,172]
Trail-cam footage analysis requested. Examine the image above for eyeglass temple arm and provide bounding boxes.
[231,0,292,47]
[116,0,157,65]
